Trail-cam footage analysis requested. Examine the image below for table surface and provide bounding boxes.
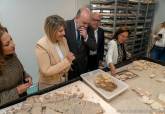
[0,81,120,114]
[1,61,165,114]
[109,63,165,114]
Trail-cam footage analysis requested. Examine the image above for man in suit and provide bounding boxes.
[65,7,96,80]
[88,12,105,71]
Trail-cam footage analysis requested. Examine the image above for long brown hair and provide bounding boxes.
[112,27,130,61]
[0,24,8,75]
[113,27,130,40]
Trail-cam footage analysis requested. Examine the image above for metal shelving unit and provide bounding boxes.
[90,0,156,59]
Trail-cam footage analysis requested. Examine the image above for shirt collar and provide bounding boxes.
[74,19,79,30]
[95,28,98,33]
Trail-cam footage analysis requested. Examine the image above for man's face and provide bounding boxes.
[90,14,101,30]
[76,15,90,29]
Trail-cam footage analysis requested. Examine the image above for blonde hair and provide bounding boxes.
[44,15,65,42]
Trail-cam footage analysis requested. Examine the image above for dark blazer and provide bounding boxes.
[97,27,105,61]
[65,19,96,79]
[88,27,104,71]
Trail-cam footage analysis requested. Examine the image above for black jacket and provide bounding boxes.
[96,27,104,61]
[65,19,96,79]
[87,27,104,71]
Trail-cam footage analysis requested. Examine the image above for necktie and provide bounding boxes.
[77,30,81,47]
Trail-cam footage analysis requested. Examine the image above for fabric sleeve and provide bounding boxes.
[106,41,115,65]
[35,45,71,77]
[0,88,19,106]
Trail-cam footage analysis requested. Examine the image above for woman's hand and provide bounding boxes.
[16,83,31,95]
[111,67,116,76]
[25,77,33,86]
[66,52,75,63]
[109,63,116,76]
[98,61,104,69]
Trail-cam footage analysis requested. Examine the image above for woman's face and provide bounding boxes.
[1,32,15,55]
[54,26,65,41]
[118,32,129,44]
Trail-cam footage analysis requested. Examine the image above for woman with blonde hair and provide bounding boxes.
[35,15,75,89]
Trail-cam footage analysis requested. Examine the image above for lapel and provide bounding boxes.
[97,28,101,51]
[46,38,61,63]
[70,20,79,49]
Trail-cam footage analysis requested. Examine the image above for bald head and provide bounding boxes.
[90,12,101,30]
[76,7,90,17]
[75,7,91,29]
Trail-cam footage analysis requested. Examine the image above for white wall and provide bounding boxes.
[153,0,165,30]
[1,0,163,83]
[76,0,90,9]
[0,0,89,83]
